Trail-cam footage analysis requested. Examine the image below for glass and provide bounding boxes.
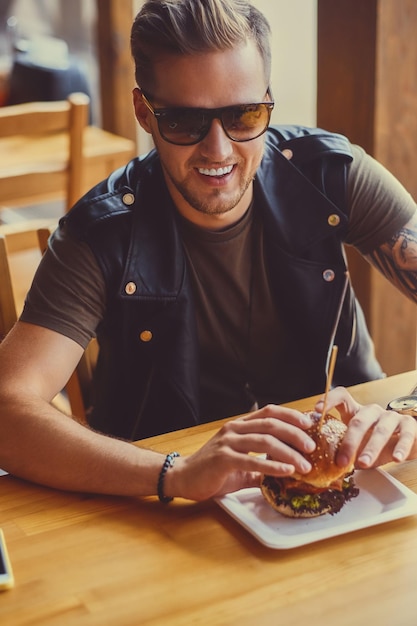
[141,89,274,145]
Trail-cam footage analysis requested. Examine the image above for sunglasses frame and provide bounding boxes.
[141,88,274,146]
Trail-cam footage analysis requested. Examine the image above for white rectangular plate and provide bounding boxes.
[216,468,417,549]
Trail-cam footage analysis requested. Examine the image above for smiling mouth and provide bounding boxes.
[198,165,234,177]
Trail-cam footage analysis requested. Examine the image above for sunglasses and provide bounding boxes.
[141,89,274,146]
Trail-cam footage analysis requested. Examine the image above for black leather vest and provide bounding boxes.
[62,126,383,439]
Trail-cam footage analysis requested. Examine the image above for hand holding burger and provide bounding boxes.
[261,411,359,517]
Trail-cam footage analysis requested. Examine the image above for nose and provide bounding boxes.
[198,118,233,160]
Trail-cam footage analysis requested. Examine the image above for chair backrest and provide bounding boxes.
[0,223,89,422]
[38,226,98,419]
[0,92,89,212]
[0,222,46,338]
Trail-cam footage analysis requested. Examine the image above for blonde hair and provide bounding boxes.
[131,0,271,90]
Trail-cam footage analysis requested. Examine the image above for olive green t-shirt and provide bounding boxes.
[21,145,416,418]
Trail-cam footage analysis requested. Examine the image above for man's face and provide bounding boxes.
[133,40,270,229]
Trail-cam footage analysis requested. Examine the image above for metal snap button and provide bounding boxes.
[125,281,137,295]
[328,214,340,227]
[122,192,135,206]
[139,330,153,342]
[323,269,335,282]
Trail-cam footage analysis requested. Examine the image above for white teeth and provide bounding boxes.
[198,165,233,176]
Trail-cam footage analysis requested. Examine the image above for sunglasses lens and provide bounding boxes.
[159,110,209,144]
[223,104,271,141]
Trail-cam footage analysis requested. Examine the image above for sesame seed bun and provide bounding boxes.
[260,412,358,518]
[291,411,354,488]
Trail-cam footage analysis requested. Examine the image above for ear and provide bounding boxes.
[132,87,152,134]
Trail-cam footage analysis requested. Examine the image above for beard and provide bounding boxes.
[166,170,253,216]
[161,155,260,218]
[180,182,252,216]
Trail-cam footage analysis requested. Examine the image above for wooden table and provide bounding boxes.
[0,125,135,208]
[1,371,417,625]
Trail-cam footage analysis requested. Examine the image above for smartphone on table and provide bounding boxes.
[0,529,14,590]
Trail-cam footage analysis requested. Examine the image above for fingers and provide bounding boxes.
[215,406,316,475]
[392,415,417,462]
[220,426,313,475]
[238,419,314,456]
[337,404,417,468]
[313,386,417,467]
[315,386,361,423]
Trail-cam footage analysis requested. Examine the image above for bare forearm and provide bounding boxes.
[0,394,165,497]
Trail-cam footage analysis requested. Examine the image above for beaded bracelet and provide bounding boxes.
[157,452,180,504]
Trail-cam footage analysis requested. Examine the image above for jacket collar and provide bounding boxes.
[256,137,349,254]
[120,127,352,300]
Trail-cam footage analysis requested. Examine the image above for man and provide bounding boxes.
[0,0,416,503]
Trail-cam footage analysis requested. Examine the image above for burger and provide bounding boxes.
[260,412,359,518]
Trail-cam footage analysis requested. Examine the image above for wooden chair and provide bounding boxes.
[0,224,89,422]
[38,226,97,422]
[0,92,89,218]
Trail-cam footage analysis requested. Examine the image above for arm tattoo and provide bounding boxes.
[385,228,417,267]
[366,221,417,303]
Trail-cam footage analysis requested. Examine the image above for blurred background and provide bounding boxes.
[0,0,318,148]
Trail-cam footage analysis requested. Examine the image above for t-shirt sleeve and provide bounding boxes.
[345,144,417,254]
[20,224,106,349]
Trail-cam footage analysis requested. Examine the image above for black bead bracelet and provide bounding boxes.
[157,452,180,504]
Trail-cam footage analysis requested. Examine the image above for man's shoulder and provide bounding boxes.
[265,125,353,164]
[62,150,161,239]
